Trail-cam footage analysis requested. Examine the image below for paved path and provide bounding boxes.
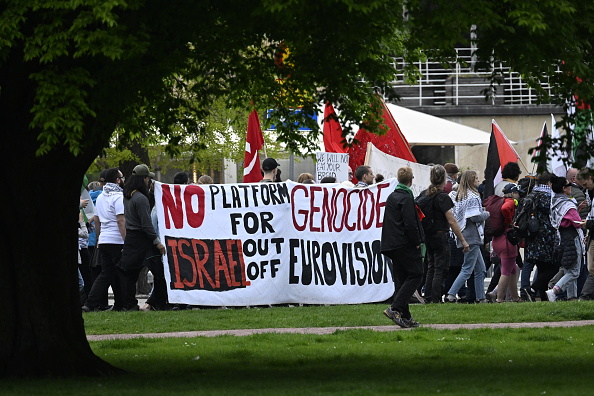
[87,320,594,341]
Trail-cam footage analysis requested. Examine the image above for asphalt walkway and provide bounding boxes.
[87,320,594,341]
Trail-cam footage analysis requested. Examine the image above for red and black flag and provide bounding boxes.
[483,120,521,198]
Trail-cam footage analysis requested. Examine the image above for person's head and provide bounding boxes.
[501,162,522,181]
[427,164,447,196]
[87,181,101,191]
[502,183,523,200]
[347,166,353,182]
[262,157,280,180]
[536,172,552,186]
[174,171,190,184]
[455,170,479,201]
[375,173,384,183]
[99,169,107,185]
[274,168,282,182]
[105,167,125,187]
[198,175,213,184]
[124,164,154,199]
[397,166,413,186]
[297,173,314,183]
[566,168,578,184]
[550,175,570,194]
[444,163,459,178]
[320,176,337,183]
[302,179,315,184]
[577,167,594,190]
[355,165,374,185]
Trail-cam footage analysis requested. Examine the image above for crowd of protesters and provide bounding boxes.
[381,161,594,328]
[77,158,594,323]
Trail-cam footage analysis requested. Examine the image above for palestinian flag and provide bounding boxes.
[531,121,548,175]
[483,120,520,198]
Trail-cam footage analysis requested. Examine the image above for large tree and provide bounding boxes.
[2,0,594,377]
[0,0,409,377]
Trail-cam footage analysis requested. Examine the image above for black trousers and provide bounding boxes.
[384,247,423,319]
[146,254,169,309]
[118,230,159,310]
[531,259,559,299]
[85,244,123,310]
[423,232,451,303]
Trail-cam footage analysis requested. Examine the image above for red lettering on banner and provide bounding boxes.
[161,184,205,229]
[375,183,389,227]
[178,239,197,287]
[309,186,323,232]
[290,184,391,232]
[166,237,250,291]
[162,185,184,229]
[192,239,214,289]
[291,185,308,231]
[213,240,232,289]
[167,238,185,288]
[184,185,205,228]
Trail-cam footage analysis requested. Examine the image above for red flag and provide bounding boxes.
[323,102,346,153]
[243,110,265,183]
[483,120,520,197]
[347,98,416,180]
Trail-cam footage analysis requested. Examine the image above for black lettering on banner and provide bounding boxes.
[166,236,250,291]
[287,238,390,286]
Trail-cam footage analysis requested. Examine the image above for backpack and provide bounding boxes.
[415,191,437,236]
[483,195,506,237]
[512,193,540,240]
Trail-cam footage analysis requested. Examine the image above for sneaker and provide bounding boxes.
[412,290,426,304]
[445,294,457,303]
[405,318,421,328]
[383,307,409,328]
[140,303,155,312]
[81,305,92,313]
[521,288,535,303]
[476,299,488,304]
[485,292,497,303]
[546,289,557,302]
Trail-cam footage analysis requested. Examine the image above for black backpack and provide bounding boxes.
[512,193,540,240]
[416,191,438,236]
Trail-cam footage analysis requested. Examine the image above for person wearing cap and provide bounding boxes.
[489,183,523,303]
[261,158,280,182]
[116,164,166,311]
[494,162,522,197]
[443,163,459,194]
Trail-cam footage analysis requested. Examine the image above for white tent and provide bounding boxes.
[386,104,493,146]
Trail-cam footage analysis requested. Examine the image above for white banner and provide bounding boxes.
[154,180,397,306]
[366,142,432,197]
[315,152,349,183]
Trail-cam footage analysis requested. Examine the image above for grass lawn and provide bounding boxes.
[3,302,594,395]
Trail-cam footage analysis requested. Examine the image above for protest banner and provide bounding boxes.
[365,142,431,197]
[315,152,349,183]
[154,180,397,306]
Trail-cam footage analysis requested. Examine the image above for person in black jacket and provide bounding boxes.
[381,166,424,328]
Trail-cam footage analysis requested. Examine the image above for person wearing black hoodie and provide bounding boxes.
[380,166,424,328]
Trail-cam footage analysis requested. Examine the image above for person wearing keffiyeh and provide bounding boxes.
[545,176,585,302]
[445,170,490,303]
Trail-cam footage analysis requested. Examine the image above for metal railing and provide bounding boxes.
[389,48,556,107]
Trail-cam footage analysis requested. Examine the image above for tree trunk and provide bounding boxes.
[0,51,123,378]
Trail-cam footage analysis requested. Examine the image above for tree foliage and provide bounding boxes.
[4,0,594,379]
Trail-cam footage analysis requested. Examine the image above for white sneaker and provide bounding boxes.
[546,289,557,302]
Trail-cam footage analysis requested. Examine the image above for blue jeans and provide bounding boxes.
[448,244,486,300]
[520,260,535,290]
